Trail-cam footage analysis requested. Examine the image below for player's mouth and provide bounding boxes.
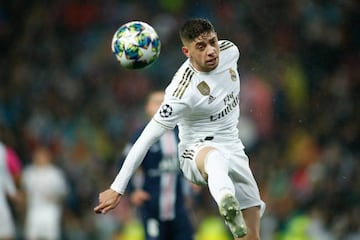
[207,57,218,66]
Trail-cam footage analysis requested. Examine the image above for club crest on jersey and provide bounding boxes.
[197,81,216,104]
[229,68,237,81]
[159,104,173,118]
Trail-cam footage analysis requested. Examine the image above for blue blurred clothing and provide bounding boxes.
[120,126,194,240]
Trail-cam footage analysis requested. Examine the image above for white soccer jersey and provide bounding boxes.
[153,40,244,148]
[111,40,245,194]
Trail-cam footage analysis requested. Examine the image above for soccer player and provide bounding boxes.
[121,90,194,240]
[94,18,265,239]
[22,146,68,240]
[0,142,19,240]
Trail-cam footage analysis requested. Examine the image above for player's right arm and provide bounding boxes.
[94,65,192,214]
[94,119,167,214]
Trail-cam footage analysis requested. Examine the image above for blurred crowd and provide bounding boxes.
[0,0,359,239]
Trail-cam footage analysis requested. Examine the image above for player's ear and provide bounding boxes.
[182,46,190,58]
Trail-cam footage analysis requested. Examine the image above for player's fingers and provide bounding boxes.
[94,209,102,214]
[102,205,114,214]
[94,199,116,214]
[94,205,104,214]
[94,201,108,214]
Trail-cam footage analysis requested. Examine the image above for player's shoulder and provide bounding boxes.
[165,61,197,100]
[219,40,238,51]
[219,40,240,60]
[172,60,197,82]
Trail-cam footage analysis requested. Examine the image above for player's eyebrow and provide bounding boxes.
[194,36,216,48]
[194,41,206,47]
[209,36,217,43]
[195,32,216,42]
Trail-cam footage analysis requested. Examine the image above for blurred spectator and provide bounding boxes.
[0,126,22,186]
[0,142,21,240]
[21,146,68,240]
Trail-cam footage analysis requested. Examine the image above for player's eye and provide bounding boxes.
[196,43,207,51]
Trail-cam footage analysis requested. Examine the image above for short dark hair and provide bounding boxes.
[179,18,215,43]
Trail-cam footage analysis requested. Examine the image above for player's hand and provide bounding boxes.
[94,189,122,214]
[130,190,151,206]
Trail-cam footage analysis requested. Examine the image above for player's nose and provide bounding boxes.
[207,46,217,56]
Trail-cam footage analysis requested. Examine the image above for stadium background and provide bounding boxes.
[0,0,359,239]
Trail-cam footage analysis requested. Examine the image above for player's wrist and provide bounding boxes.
[110,185,124,196]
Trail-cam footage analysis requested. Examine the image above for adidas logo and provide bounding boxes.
[208,95,216,104]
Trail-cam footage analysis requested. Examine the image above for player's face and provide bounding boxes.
[182,31,219,72]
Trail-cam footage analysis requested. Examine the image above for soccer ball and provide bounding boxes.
[111,21,161,69]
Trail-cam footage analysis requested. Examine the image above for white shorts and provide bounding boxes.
[179,140,266,216]
[25,208,61,240]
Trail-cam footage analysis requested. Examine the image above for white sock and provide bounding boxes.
[204,150,235,205]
